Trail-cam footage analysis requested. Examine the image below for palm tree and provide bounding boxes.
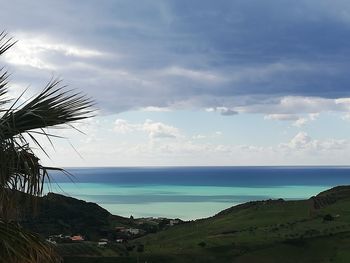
[0,32,94,262]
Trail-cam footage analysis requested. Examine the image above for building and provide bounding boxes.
[70,235,84,241]
[98,241,107,247]
[169,219,180,226]
[98,239,108,247]
[126,228,140,235]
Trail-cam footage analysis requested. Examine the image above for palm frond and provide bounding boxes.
[0,139,48,218]
[0,31,16,56]
[0,220,61,263]
[0,79,94,140]
[0,31,15,107]
[0,31,94,263]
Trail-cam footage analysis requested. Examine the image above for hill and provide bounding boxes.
[17,186,350,262]
[131,185,350,262]
[18,192,134,240]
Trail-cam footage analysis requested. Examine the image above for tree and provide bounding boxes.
[0,32,94,262]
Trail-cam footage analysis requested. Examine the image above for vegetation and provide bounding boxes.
[19,192,133,240]
[132,186,350,262]
[21,185,350,263]
[0,32,93,262]
[18,192,181,242]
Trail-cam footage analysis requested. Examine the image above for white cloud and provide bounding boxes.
[309,113,320,121]
[114,119,137,133]
[264,113,307,127]
[335,98,350,109]
[207,107,238,116]
[292,118,308,128]
[284,132,312,150]
[142,119,180,139]
[3,33,105,70]
[237,96,346,115]
[264,114,299,121]
[37,120,350,167]
[114,119,180,139]
[140,106,171,112]
[280,132,347,151]
[192,131,222,140]
[264,111,321,128]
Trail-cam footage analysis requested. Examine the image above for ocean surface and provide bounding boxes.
[48,166,350,220]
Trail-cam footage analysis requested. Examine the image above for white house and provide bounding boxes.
[98,241,108,247]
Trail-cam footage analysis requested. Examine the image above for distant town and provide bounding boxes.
[46,217,183,247]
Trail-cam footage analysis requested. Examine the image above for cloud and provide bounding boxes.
[280,132,347,151]
[3,33,105,70]
[160,66,224,83]
[192,131,222,140]
[114,119,180,139]
[264,112,320,128]
[140,106,171,112]
[114,119,136,134]
[292,118,308,128]
[207,107,238,116]
[264,114,299,121]
[284,132,312,150]
[142,119,180,139]
[309,113,319,121]
[2,1,350,115]
[38,117,350,166]
[239,96,347,115]
[264,114,309,127]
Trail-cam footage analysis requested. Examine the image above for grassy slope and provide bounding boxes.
[132,186,350,262]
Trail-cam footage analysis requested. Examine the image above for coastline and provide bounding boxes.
[48,183,331,220]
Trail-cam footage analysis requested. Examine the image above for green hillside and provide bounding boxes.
[18,186,350,262]
[131,186,350,262]
[19,192,149,241]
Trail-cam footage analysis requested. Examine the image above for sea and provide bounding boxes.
[48,166,350,220]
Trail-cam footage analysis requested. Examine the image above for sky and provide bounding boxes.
[1,0,350,166]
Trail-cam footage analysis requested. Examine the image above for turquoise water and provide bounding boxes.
[47,183,330,220]
[46,167,350,220]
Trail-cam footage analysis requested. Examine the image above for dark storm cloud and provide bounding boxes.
[1,0,350,113]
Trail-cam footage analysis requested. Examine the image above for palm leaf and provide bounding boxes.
[0,32,94,262]
[0,79,94,140]
[0,31,16,56]
[0,220,61,263]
